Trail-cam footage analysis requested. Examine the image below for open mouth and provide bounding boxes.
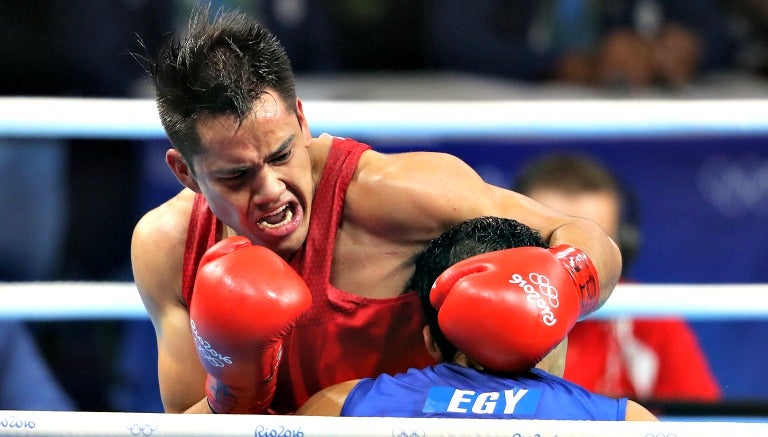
[257,204,294,229]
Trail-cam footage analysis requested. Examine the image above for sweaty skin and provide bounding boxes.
[132,92,622,414]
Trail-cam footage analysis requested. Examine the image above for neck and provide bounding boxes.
[452,352,485,371]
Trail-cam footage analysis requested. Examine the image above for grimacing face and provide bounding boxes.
[170,92,314,258]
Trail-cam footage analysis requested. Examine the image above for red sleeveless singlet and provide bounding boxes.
[181,137,435,413]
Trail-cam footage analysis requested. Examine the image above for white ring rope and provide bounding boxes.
[0,410,767,437]
[0,282,765,321]
[2,97,768,140]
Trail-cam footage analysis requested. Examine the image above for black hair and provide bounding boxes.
[409,216,547,362]
[137,3,296,162]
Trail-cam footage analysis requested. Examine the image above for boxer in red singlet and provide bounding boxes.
[131,5,622,414]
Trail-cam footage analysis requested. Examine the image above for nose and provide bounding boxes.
[253,167,285,209]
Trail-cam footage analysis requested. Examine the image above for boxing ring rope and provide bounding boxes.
[3,96,768,434]
[3,96,768,140]
[1,410,768,437]
[0,282,767,321]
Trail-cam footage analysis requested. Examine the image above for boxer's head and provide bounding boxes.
[145,4,297,164]
[409,216,547,362]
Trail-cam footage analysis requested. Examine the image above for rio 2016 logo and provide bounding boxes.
[508,272,559,326]
[190,319,232,367]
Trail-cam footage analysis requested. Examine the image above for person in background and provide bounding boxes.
[0,2,79,412]
[717,0,768,79]
[0,321,75,411]
[257,0,427,73]
[0,1,176,412]
[514,153,721,403]
[426,0,732,90]
[298,216,657,421]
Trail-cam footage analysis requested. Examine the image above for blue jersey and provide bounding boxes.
[341,363,627,419]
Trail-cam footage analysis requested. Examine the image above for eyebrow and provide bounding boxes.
[267,134,295,160]
[209,134,296,177]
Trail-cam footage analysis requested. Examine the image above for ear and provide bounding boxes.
[423,325,443,362]
[295,99,312,144]
[166,148,202,193]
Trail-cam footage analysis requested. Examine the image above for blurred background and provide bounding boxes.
[1,0,767,416]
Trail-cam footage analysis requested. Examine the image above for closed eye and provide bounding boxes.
[269,147,293,165]
[267,135,295,165]
[217,168,249,181]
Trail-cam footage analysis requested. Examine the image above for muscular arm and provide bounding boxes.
[131,189,210,414]
[489,186,622,308]
[349,150,621,308]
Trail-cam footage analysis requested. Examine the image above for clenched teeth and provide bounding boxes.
[258,205,293,229]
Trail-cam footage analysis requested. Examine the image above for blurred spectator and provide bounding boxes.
[0,2,75,412]
[0,141,73,412]
[0,0,174,412]
[52,2,173,281]
[0,141,68,282]
[108,319,163,413]
[256,0,428,72]
[248,0,341,72]
[514,153,721,403]
[0,2,69,282]
[718,0,768,78]
[426,0,732,90]
[0,321,75,411]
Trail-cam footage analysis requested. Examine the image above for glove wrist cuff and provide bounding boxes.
[550,244,600,315]
[205,375,273,414]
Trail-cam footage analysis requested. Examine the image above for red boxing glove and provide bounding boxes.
[190,236,311,414]
[430,245,599,372]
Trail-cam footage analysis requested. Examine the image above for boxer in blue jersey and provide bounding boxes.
[298,217,657,421]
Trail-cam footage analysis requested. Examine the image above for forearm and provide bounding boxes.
[184,398,215,414]
[488,186,622,304]
[548,218,622,308]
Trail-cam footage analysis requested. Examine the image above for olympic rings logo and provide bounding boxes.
[126,423,158,436]
[391,428,425,437]
[509,273,559,326]
[527,273,560,308]
[697,154,768,218]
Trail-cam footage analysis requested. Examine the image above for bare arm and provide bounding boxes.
[131,189,210,414]
[296,380,360,416]
[350,151,621,307]
[490,186,622,308]
[625,400,658,421]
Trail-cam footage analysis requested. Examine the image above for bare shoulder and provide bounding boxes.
[625,400,659,421]
[296,379,361,416]
[346,150,494,241]
[131,189,196,311]
[355,149,482,190]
